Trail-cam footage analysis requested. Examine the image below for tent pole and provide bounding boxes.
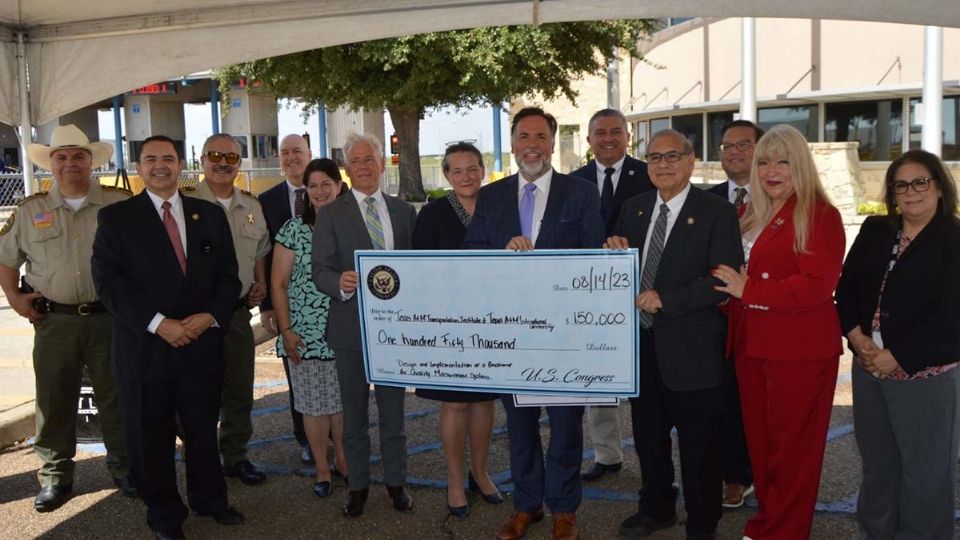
[16,32,34,196]
[739,18,757,123]
[921,26,942,156]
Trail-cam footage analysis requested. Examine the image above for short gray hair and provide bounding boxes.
[201,133,241,155]
[344,133,384,162]
[649,128,694,155]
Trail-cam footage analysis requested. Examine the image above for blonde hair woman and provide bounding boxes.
[713,125,845,540]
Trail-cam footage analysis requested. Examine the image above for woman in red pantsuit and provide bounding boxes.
[713,125,845,540]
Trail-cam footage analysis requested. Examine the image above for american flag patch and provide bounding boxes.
[32,212,54,228]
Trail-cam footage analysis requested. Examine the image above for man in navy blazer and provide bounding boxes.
[93,136,243,539]
[571,108,654,484]
[258,134,312,462]
[464,107,604,540]
[707,120,764,509]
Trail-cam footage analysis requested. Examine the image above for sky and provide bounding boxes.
[98,99,511,164]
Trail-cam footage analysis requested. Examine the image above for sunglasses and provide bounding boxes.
[205,151,241,165]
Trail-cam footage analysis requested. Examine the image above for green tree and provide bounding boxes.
[219,20,658,200]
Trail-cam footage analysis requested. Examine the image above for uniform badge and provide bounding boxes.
[687,217,695,225]
[191,213,200,221]
[32,212,54,229]
[0,211,14,236]
[247,213,255,224]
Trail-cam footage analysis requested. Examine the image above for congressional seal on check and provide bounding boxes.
[355,249,640,402]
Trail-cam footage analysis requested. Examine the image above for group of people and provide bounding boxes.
[0,100,957,540]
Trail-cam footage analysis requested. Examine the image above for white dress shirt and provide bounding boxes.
[145,190,188,333]
[341,189,396,300]
[726,181,751,205]
[517,169,553,244]
[641,182,692,273]
[594,156,626,195]
[286,179,305,217]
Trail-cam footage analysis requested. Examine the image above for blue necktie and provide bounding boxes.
[519,183,537,240]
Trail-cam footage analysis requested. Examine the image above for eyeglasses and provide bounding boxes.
[719,140,754,154]
[205,151,241,165]
[646,151,690,164]
[890,177,935,194]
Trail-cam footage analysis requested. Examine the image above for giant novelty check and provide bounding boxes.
[355,249,640,397]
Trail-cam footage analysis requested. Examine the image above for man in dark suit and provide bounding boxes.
[92,135,243,540]
[571,108,654,483]
[311,133,417,518]
[607,129,742,540]
[707,119,763,509]
[464,107,604,540]
[258,134,312,463]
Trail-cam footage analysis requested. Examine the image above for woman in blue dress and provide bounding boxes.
[270,158,346,498]
[413,143,501,517]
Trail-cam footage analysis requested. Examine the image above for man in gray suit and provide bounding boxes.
[311,133,417,518]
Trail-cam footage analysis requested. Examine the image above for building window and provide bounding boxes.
[758,106,819,143]
[673,114,704,159]
[650,117,671,137]
[633,120,649,156]
[825,99,903,161]
[910,96,960,160]
[558,124,582,173]
[706,111,736,161]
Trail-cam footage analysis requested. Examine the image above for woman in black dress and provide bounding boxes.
[413,143,502,517]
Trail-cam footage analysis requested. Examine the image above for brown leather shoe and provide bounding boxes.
[552,512,580,540]
[721,483,754,508]
[496,510,545,540]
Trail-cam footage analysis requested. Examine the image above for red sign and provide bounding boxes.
[127,83,177,96]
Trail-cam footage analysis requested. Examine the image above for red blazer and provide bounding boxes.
[730,195,845,361]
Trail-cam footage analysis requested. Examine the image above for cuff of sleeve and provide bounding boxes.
[147,313,165,334]
[340,289,355,302]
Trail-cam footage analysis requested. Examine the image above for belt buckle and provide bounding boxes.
[77,303,92,317]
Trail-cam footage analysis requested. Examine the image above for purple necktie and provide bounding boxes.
[519,182,537,240]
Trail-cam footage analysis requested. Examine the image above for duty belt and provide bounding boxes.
[46,301,106,316]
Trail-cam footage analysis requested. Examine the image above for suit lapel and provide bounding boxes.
[749,196,796,268]
[182,196,202,280]
[539,171,566,245]
[384,195,405,249]
[501,175,523,237]
[659,187,699,264]
[632,195,656,249]
[136,191,186,280]
[344,192,374,249]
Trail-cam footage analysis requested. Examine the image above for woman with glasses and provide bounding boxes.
[712,125,845,540]
[271,158,347,498]
[835,149,960,539]
[412,142,502,518]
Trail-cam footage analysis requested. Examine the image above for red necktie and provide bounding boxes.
[162,201,187,274]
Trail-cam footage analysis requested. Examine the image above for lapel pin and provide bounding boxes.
[687,217,695,225]
[629,170,635,175]
[774,217,784,226]
[637,210,644,216]
[192,213,200,221]
[247,212,255,224]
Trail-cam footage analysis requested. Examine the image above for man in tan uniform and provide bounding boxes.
[0,124,134,511]
[184,133,270,485]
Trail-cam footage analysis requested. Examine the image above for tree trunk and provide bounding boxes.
[386,105,426,201]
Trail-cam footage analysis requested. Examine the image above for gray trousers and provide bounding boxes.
[852,360,960,540]
[586,404,623,465]
[334,348,407,490]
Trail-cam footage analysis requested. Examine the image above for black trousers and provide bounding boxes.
[720,356,753,485]
[281,355,308,447]
[121,374,228,533]
[630,332,722,537]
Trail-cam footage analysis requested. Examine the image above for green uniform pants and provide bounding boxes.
[219,307,255,466]
[32,312,128,486]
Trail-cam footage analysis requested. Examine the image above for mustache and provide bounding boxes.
[213,165,234,174]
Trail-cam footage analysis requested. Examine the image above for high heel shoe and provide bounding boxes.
[447,503,470,518]
[468,472,504,504]
[330,465,348,485]
[313,481,332,498]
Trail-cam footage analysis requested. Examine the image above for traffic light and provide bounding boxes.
[390,133,400,155]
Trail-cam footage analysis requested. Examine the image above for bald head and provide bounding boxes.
[279,134,311,185]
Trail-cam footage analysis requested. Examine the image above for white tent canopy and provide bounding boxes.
[1,0,959,127]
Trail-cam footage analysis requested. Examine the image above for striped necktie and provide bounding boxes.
[638,203,669,329]
[364,196,386,250]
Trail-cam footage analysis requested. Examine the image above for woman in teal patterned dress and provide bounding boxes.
[270,158,346,498]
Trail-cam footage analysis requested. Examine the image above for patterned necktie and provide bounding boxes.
[638,203,669,329]
[600,167,615,224]
[519,182,537,240]
[364,196,386,250]
[294,188,306,217]
[161,201,187,274]
[734,187,747,216]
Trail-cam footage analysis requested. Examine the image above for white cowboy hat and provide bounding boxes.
[26,124,113,171]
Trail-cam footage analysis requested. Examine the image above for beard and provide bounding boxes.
[517,156,549,178]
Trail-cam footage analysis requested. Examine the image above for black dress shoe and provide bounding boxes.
[385,484,413,512]
[113,475,138,498]
[448,503,470,518]
[343,488,369,517]
[34,484,73,512]
[193,505,245,525]
[467,472,504,504]
[223,460,266,486]
[313,481,332,498]
[153,527,186,540]
[581,461,623,482]
[300,445,314,465]
[618,512,678,538]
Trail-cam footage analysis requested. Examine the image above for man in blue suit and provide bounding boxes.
[571,109,654,483]
[464,107,604,540]
[257,134,312,463]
